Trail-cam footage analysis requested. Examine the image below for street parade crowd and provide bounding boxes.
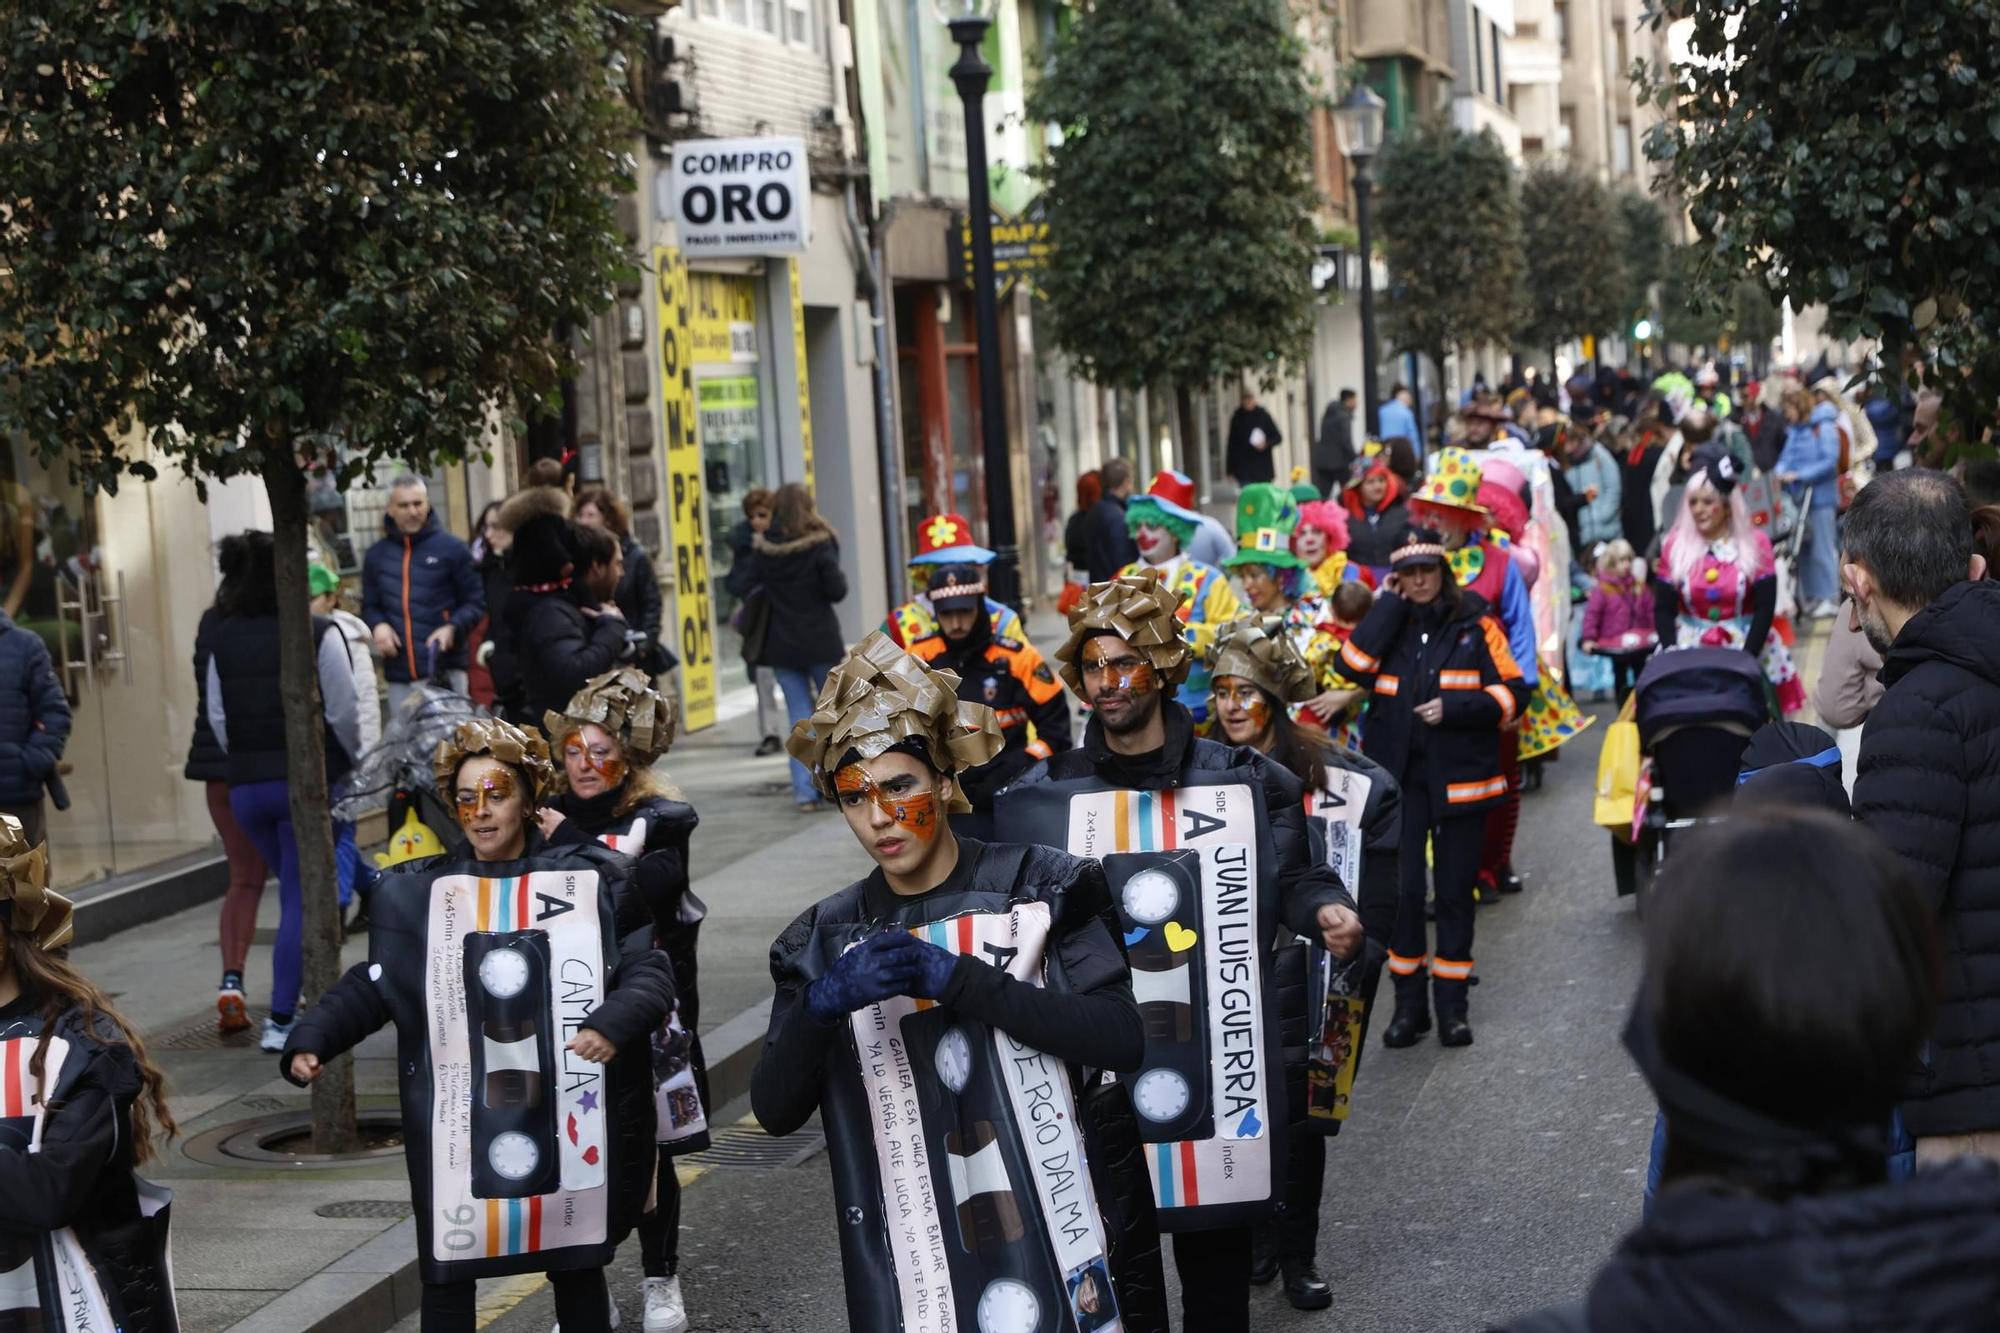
[3,364,2000,1332]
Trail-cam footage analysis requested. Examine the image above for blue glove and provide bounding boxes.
[805,931,923,1024]
[906,938,962,1001]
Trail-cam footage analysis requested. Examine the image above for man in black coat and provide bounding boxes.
[492,486,632,727]
[1313,389,1358,500]
[1845,469,2000,1162]
[1082,457,1140,583]
[1226,389,1283,486]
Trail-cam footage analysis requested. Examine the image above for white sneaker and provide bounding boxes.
[643,1276,687,1333]
[258,1016,295,1053]
[551,1292,620,1333]
[1808,599,1840,620]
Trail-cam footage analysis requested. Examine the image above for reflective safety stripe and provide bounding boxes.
[1446,776,1508,804]
[1386,951,1428,976]
[1026,739,1053,759]
[994,706,1028,727]
[1439,670,1482,689]
[1374,674,1400,696]
[1432,956,1475,981]
[1485,683,1518,725]
[1340,639,1379,673]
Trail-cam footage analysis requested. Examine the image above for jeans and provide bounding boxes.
[772,664,834,804]
[229,779,304,1019]
[1798,491,1840,606]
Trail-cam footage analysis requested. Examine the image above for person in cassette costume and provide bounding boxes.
[0,815,181,1333]
[538,668,702,1333]
[994,578,1365,1333]
[283,719,674,1333]
[751,632,1164,1333]
[1203,616,1402,1311]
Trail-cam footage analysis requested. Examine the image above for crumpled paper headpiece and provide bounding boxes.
[432,717,556,805]
[1205,615,1318,706]
[544,667,678,768]
[1054,576,1193,696]
[0,815,71,952]
[785,631,1004,813]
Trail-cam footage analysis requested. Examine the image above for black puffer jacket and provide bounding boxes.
[1854,578,2000,1136]
[183,607,227,783]
[0,610,69,806]
[750,526,847,669]
[1494,1160,2000,1332]
[501,589,631,727]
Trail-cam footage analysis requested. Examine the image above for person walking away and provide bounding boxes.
[1776,387,1843,618]
[1859,380,1905,473]
[1579,541,1656,707]
[1495,807,2000,1333]
[1844,469,2000,1166]
[723,489,783,757]
[309,562,382,925]
[576,487,670,678]
[1562,421,1625,564]
[1377,384,1420,457]
[906,564,1071,838]
[1617,404,1671,556]
[1083,458,1141,582]
[360,475,483,718]
[186,589,268,1034]
[205,531,363,1052]
[1226,388,1283,486]
[492,486,633,727]
[1117,471,1243,727]
[751,483,848,812]
[1342,456,1411,576]
[1314,389,1359,499]
[1062,469,1102,613]
[0,815,183,1333]
[467,501,513,710]
[0,599,69,859]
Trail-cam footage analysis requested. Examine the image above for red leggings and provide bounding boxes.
[1480,731,1522,878]
[209,780,270,976]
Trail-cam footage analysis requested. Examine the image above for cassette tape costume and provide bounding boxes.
[994,579,1363,1333]
[1202,617,1402,1310]
[282,720,674,1333]
[0,815,182,1333]
[752,633,1157,1333]
[542,668,704,1333]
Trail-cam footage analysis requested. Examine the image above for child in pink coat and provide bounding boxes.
[1581,539,1657,705]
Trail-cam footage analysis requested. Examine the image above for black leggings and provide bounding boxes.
[421,1268,609,1332]
[1172,1225,1251,1332]
[639,1147,684,1277]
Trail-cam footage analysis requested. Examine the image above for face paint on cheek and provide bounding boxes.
[1244,695,1270,730]
[836,769,943,847]
[457,770,517,825]
[1111,661,1157,695]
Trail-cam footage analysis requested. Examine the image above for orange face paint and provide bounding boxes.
[1212,681,1271,733]
[456,768,517,825]
[834,768,943,844]
[563,739,627,788]
[1082,639,1157,697]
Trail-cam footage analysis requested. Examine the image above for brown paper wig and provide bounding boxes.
[432,717,557,806]
[1053,575,1194,696]
[1205,615,1318,706]
[0,815,71,951]
[544,667,678,768]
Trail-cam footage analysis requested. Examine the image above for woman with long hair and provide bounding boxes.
[539,669,702,1333]
[575,486,669,677]
[0,814,180,1331]
[1341,455,1410,575]
[750,483,848,811]
[468,500,513,709]
[1652,448,1806,715]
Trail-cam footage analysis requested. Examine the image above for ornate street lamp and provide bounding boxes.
[1333,83,1388,438]
[938,0,1020,609]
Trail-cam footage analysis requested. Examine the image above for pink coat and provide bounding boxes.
[1582,574,1656,651]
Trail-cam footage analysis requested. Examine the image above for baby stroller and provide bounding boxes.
[1631,647,1770,887]
[333,680,482,855]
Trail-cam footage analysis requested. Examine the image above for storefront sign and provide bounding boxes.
[788,259,815,491]
[667,136,811,258]
[690,271,760,364]
[955,200,1050,298]
[654,245,718,731]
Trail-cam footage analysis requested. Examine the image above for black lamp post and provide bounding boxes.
[941,0,1019,610]
[1333,83,1387,437]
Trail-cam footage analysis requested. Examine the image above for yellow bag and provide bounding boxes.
[1593,696,1641,830]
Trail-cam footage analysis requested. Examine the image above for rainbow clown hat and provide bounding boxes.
[1409,447,1491,519]
[1126,469,1206,526]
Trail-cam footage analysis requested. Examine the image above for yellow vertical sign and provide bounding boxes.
[655,245,717,731]
[788,259,814,491]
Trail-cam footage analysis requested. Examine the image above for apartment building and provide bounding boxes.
[1507,0,1667,183]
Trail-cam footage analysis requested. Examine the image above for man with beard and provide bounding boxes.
[1846,469,2000,1166]
[908,563,1072,837]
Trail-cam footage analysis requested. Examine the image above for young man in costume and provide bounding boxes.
[995,578,1363,1333]
[751,632,1165,1332]
[1117,472,1242,727]
[881,511,1024,649]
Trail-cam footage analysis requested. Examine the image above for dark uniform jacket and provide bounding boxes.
[910,622,1073,822]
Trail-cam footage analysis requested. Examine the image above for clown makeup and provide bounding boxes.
[1211,676,1275,748]
[1134,522,1178,562]
[455,756,529,862]
[831,751,956,890]
[561,722,628,799]
[1238,563,1286,612]
[1295,526,1329,566]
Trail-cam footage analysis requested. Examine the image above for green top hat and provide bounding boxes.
[1223,483,1307,571]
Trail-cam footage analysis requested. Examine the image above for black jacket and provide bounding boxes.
[911,620,1073,826]
[1748,404,1788,475]
[1083,494,1139,584]
[749,526,847,669]
[0,611,70,806]
[1345,494,1410,571]
[360,511,483,683]
[722,518,759,601]
[1339,588,1531,817]
[183,607,228,784]
[1495,1161,2000,1333]
[613,534,665,648]
[209,612,355,787]
[1314,402,1357,484]
[1226,405,1283,484]
[1854,579,2000,1136]
[549,789,704,1026]
[498,586,631,727]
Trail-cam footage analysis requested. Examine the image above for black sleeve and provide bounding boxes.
[820,543,849,605]
[0,1055,120,1233]
[1261,408,1283,450]
[1743,573,1776,658]
[1357,777,1402,946]
[581,947,675,1051]
[281,961,393,1081]
[939,911,1143,1073]
[1652,574,1679,649]
[753,913,843,1137]
[628,548,665,641]
[549,613,635,698]
[630,845,688,939]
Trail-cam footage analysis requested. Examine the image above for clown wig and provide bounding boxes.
[1294,500,1350,554]
[1125,503,1196,550]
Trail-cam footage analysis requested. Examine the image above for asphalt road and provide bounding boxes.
[442,702,1652,1332]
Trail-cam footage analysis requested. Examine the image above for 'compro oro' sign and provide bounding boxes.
[665,136,810,258]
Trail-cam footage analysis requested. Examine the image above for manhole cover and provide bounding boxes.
[157,1008,272,1051]
[691,1122,825,1170]
[315,1200,413,1220]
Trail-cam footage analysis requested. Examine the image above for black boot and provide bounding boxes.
[1435,975,1472,1046]
[1497,863,1525,894]
[1281,1260,1333,1311]
[1248,1228,1278,1285]
[1381,971,1431,1048]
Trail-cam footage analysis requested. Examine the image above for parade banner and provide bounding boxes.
[996,775,1285,1231]
[847,902,1122,1333]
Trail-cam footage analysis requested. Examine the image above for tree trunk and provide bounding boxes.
[262,440,357,1154]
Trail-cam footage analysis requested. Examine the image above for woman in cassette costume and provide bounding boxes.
[539,667,702,1333]
[284,719,674,1333]
[750,632,1163,1333]
[1204,617,1400,1311]
[0,815,181,1332]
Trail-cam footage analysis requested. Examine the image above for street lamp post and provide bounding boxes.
[1333,84,1387,438]
[941,0,1019,610]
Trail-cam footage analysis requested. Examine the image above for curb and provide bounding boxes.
[223,1217,421,1333]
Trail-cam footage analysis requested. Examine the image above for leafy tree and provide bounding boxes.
[1517,162,1628,365]
[1028,0,1322,393]
[1,1,637,1148]
[1615,188,1669,329]
[1374,120,1526,401]
[1640,0,2000,454]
